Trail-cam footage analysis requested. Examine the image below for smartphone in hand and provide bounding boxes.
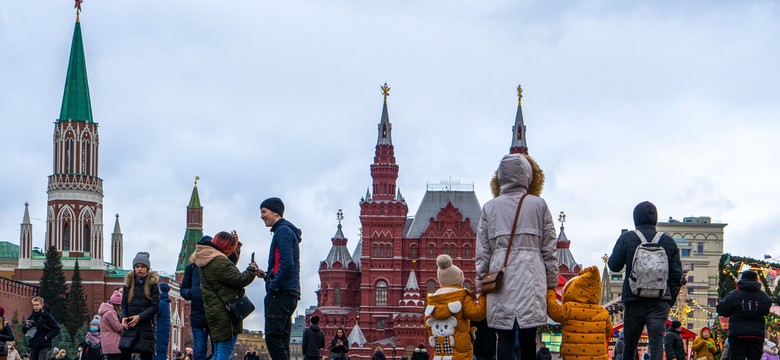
[251,252,255,263]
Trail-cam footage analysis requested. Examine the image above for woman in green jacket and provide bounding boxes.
[193,231,259,360]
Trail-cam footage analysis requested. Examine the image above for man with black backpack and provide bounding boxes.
[608,201,682,360]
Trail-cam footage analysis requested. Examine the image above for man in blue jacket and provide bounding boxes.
[259,197,301,360]
[608,201,682,360]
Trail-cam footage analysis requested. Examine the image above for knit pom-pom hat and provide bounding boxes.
[436,254,464,287]
[110,290,122,305]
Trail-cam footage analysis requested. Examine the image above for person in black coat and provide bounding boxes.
[302,316,325,360]
[329,328,349,360]
[1,307,16,358]
[716,270,772,360]
[536,344,552,360]
[119,252,160,360]
[663,321,685,360]
[410,344,429,360]
[371,347,386,360]
[22,298,60,360]
[181,236,213,360]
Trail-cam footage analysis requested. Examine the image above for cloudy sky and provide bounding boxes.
[2,1,779,330]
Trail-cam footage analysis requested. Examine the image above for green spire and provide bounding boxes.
[59,19,93,123]
[188,180,202,208]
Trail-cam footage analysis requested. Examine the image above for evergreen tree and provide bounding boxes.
[39,245,68,326]
[65,260,89,342]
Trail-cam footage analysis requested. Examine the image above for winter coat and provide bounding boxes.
[764,340,779,360]
[607,202,683,305]
[716,278,772,337]
[181,263,207,329]
[330,335,349,358]
[424,287,485,360]
[119,271,160,354]
[302,324,325,358]
[98,302,122,354]
[475,154,558,330]
[266,218,302,294]
[545,266,613,360]
[691,330,716,360]
[720,344,729,360]
[193,244,256,342]
[22,309,60,349]
[154,284,172,360]
[372,351,386,360]
[410,347,429,360]
[536,347,552,360]
[663,329,685,360]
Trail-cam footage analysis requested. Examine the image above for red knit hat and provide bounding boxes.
[212,231,238,255]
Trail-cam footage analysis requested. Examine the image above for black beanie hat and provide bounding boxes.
[633,201,658,227]
[261,197,285,217]
[671,320,681,329]
[310,316,320,325]
[741,270,758,281]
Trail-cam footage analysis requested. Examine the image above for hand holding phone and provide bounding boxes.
[251,252,255,263]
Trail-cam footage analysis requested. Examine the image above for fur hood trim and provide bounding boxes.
[124,270,159,287]
[491,154,544,198]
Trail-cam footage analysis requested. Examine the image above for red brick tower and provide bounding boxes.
[357,83,410,349]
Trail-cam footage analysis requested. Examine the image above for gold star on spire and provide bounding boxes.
[381,83,390,104]
[194,176,200,187]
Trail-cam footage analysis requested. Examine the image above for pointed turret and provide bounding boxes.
[177,177,204,274]
[399,270,425,311]
[323,210,355,269]
[347,323,367,348]
[111,214,123,268]
[351,234,362,270]
[58,15,93,123]
[370,83,401,201]
[509,84,528,155]
[600,254,613,305]
[555,212,581,280]
[19,203,33,267]
[377,83,393,145]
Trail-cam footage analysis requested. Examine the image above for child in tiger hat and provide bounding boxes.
[546,266,613,360]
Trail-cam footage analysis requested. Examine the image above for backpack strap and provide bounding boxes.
[633,230,665,244]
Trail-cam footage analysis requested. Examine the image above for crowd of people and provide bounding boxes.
[3,155,780,360]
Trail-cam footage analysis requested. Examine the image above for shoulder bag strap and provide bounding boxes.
[633,230,648,244]
[502,193,528,270]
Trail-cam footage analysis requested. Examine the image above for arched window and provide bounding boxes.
[63,223,71,251]
[385,244,392,257]
[428,244,435,257]
[373,244,378,257]
[426,279,436,294]
[81,140,88,174]
[83,224,90,252]
[65,138,73,173]
[334,286,341,306]
[464,245,471,259]
[376,281,388,306]
[410,245,418,259]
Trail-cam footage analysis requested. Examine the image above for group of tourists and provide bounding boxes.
[1,196,302,360]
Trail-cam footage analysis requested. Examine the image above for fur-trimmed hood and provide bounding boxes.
[192,244,228,267]
[124,270,159,287]
[490,154,544,198]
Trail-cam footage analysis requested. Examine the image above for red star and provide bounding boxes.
[75,0,83,12]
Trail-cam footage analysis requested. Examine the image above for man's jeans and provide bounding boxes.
[265,291,299,360]
[622,300,670,360]
[212,335,237,360]
[191,326,209,360]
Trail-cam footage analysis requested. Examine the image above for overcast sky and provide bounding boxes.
[2,1,779,330]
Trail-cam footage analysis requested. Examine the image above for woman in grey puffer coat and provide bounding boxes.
[475,153,558,360]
